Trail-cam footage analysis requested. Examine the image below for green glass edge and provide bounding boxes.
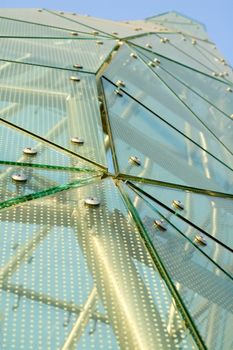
[0,174,101,210]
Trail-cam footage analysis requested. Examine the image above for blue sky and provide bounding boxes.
[1,0,233,65]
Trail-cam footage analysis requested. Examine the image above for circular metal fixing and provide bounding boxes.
[116,80,125,87]
[129,156,141,166]
[148,61,155,68]
[192,39,197,45]
[114,89,123,97]
[70,76,80,82]
[130,52,138,59]
[73,64,83,69]
[92,31,99,35]
[11,173,28,183]
[146,43,152,49]
[37,9,43,12]
[23,147,37,156]
[153,58,160,64]
[112,32,118,35]
[84,197,100,207]
[70,32,78,36]
[154,220,167,231]
[96,40,103,45]
[59,11,64,15]
[226,87,232,92]
[194,235,207,246]
[230,114,233,119]
[70,137,84,145]
[160,37,169,43]
[212,72,218,77]
[172,199,184,210]
[219,72,224,77]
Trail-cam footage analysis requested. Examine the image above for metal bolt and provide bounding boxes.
[153,58,160,64]
[230,114,233,119]
[70,32,78,36]
[23,147,37,156]
[148,61,155,68]
[219,72,224,77]
[129,156,141,166]
[73,64,83,69]
[160,37,169,43]
[59,11,64,15]
[146,43,152,49]
[172,200,184,210]
[192,39,197,45]
[212,72,218,77]
[92,31,99,35]
[116,80,125,87]
[154,220,167,231]
[112,32,118,35]
[71,137,84,145]
[70,76,80,82]
[130,52,138,59]
[11,173,28,182]
[96,40,103,45]
[194,235,207,246]
[84,197,100,207]
[226,87,232,92]
[37,9,42,12]
[114,89,123,97]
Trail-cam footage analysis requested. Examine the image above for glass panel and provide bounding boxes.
[0,122,99,171]
[146,11,209,40]
[0,164,98,205]
[127,182,233,276]
[134,45,233,117]
[104,44,233,167]
[131,181,233,250]
[0,8,111,36]
[133,46,233,154]
[0,37,116,73]
[130,33,224,76]
[0,16,90,38]
[52,10,166,38]
[0,178,198,349]
[102,77,233,194]
[0,62,107,167]
[123,182,233,350]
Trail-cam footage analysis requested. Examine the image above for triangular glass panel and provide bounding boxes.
[103,44,233,166]
[0,62,107,168]
[102,77,233,194]
[133,46,233,153]
[133,43,233,117]
[130,33,228,77]
[130,181,233,250]
[126,181,233,275]
[0,121,100,171]
[0,164,100,207]
[0,37,116,73]
[0,177,198,349]
[121,181,233,350]
[0,8,111,37]
[0,16,95,38]
[146,11,209,40]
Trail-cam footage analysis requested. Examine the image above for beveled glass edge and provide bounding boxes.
[0,174,101,210]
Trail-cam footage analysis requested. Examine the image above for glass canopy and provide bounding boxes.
[0,8,232,350]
